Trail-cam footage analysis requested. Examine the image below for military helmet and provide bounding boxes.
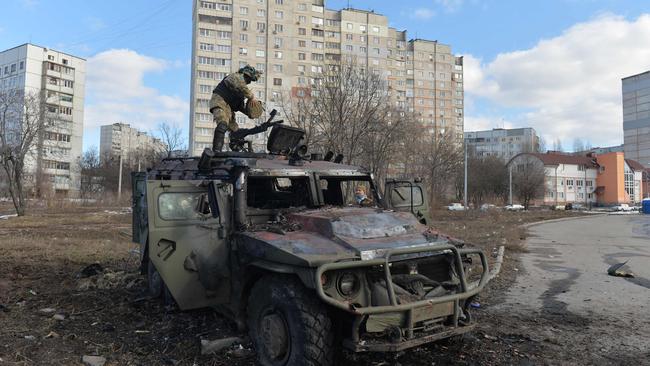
[239,65,262,81]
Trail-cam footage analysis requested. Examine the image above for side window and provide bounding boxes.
[158,192,210,220]
[390,186,424,207]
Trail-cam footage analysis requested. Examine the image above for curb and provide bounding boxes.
[520,213,608,229]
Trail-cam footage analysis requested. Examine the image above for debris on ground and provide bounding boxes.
[607,261,635,278]
[77,271,140,291]
[200,336,243,355]
[229,344,255,358]
[0,304,9,312]
[82,355,107,366]
[45,331,60,338]
[0,213,18,220]
[24,335,36,341]
[53,314,65,321]
[79,263,104,278]
[39,307,56,314]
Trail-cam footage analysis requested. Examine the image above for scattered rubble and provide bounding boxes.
[39,307,56,314]
[79,263,104,278]
[607,261,635,278]
[77,271,140,291]
[200,336,243,355]
[53,314,65,321]
[82,355,107,366]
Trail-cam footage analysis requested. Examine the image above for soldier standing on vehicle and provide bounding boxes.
[210,65,264,151]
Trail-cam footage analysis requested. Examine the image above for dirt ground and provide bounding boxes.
[0,204,589,366]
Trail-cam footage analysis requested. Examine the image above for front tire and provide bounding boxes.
[247,276,334,366]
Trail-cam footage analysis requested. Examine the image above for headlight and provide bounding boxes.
[337,272,360,298]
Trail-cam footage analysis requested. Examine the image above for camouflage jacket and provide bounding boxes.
[210,73,253,113]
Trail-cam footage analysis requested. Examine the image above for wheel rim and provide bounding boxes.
[260,309,290,363]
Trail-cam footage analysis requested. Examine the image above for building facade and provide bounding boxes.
[623,71,650,167]
[509,152,644,207]
[465,128,539,161]
[0,44,85,196]
[189,0,464,155]
[99,123,167,164]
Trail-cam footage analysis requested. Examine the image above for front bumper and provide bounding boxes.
[314,244,489,352]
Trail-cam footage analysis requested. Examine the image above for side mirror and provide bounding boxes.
[195,193,211,215]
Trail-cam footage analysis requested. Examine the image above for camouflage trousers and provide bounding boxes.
[210,95,239,132]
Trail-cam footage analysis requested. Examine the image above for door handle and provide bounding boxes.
[157,239,176,261]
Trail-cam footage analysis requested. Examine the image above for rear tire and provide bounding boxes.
[247,276,334,366]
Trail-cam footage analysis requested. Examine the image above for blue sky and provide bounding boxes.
[2,0,650,151]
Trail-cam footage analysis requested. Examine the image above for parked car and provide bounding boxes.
[613,204,634,212]
[505,204,525,211]
[447,203,466,211]
[480,203,497,211]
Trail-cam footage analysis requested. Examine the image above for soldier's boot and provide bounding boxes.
[212,122,228,152]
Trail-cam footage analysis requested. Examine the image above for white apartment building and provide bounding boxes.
[99,123,167,164]
[509,153,599,206]
[623,71,650,167]
[189,0,464,155]
[0,44,85,196]
[465,128,539,161]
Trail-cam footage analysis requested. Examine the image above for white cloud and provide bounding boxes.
[84,49,188,133]
[463,14,650,146]
[435,0,464,13]
[412,8,436,20]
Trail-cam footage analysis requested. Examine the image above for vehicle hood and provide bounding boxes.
[239,208,448,267]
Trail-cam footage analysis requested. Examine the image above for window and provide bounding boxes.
[273,78,282,86]
[298,15,307,23]
[360,25,366,32]
[218,3,231,11]
[586,180,593,187]
[240,6,248,15]
[298,28,306,35]
[312,17,324,26]
[360,36,366,42]
[63,80,74,88]
[390,186,424,207]
[194,28,210,38]
[578,165,585,171]
[345,34,353,41]
[360,47,366,54]
[257,9,265,16]
[298,53,306,60]
[311,53,324,61]
[299,40,306,47]
[256,50,265,57]
[201,1,215,9]
[373,48,380,55]
[19,61,24,70]
[275,10,283,19]
[274,37,283,47]
[256,22,266,32]
[311,28,324,37]
[216,31,231,39]
[273,64,283,72]
[199,42,214,51]
[158,193,208,221]
[567,179,574,186]
[326,19,340,27]
[240,20,249,29]
[256,36,265,44]
[297,65,306,73]
[216,44,231,53]
[347,23,353,30]
[274,51,283,59]
[311,65,323,73]
[196,113,211,121]
[247,177,311,209]
[275,0,283,4]
[312,41,323,49]
[298,3,307,11]
[239,48,248,55]
[372,26,380,33]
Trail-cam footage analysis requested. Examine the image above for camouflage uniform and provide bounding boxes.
[210,65,264,151]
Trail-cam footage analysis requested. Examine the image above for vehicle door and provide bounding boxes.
[384,180,432,225]
[146,179,231,310]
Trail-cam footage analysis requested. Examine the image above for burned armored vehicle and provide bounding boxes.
[132,120,490,366]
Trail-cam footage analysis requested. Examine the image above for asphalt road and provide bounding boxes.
[492,214,650,364]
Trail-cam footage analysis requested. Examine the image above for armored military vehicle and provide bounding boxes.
[132,117,490,366]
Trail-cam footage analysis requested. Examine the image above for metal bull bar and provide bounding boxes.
[314,244,489,315]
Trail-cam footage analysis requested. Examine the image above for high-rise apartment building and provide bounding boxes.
[623,71,650,167]
[465,127,540,161]
[0,44,85,196]
[99,123,167,164]
[189,0,464,155]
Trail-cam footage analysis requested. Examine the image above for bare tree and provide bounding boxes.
[553,138,563,152]
[280,60,412,184]
[573,138,585,154]
[510,155,546,209]
[0,90,53,216]
[465,155,508,205]
[404,129,463,206]
[156,122,186,158]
